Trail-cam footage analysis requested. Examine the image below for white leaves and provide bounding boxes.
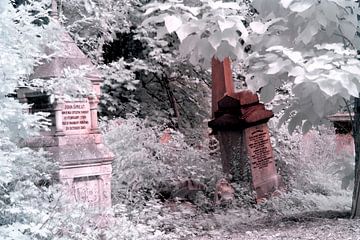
[207,0,242,10]
[296,21,320,45]
[267,59,290,75]
[289,66,305,77]
[339,20,357,41]
[179,35,199,56]
[143,0,249,66]
[267,46,303,63]
[144,3,172,16]
[164,15,182,33]
[221,28,238,47]
[175,23,199,41]
[215,40,236,61]
[315,43,355,55]
[208,31,222,49]
[301,120,312,134]
[250,18,284,34]
[250,21,268,34]
[247,0,360,133]
[280,0,294,8]
[217,19,235,32]
[288,112,303,134]
[83,0,95,14]
[289,1,313,12]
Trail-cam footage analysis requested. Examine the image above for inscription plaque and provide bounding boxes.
[245,123,279,199]
[62,100,91,134]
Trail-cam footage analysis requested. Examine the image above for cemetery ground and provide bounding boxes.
[96,117,358,240]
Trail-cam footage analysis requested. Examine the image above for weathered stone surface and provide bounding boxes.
[48,143,114,165]
[208,114,243,130]
[244,124,281,200]
[30,31,102,95]
[59,163,112,208]
[240,104,274,124]
[214,178,235,205]
[218,95,240,111]
[335,134,355,156]
[217,130,249,180]
[19,7,114,210]
[211,57,234,115]
[232,90,259,106]
[21,133,103,148]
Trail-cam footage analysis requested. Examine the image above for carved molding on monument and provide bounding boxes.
[100,174,112,207]
[89,96,100,133]
[59,164,112,208]
[54,98,65,136]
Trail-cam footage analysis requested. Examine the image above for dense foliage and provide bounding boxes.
[144,0,360,131]
[59,0,212,143]
[2,0,360,239]
[0,1,59,238]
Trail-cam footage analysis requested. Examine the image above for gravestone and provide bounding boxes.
[209,57,281,201]
[328,113,355,156]
[209,91,281,201]
[245,123,280,200]
[17,1,114,209]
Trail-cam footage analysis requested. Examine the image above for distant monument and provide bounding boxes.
[328,113,355,156]
[209,57,282,202]
[17,0,114,208]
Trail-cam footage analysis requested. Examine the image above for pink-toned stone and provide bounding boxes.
[214,178,235,204]
[335,134,355,156]
[61,100,91,134]
[159,128,172,144]
[211,57,234,115]
[19,1,115,210]
[59,163,112,208]
[240,104,274,124]
[244,123,281,200]
[218,95,240,110]
[232,90,259,106]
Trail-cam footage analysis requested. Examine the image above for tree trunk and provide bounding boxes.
[351,97,360,218]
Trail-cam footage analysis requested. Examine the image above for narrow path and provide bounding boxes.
[194,211,360,240]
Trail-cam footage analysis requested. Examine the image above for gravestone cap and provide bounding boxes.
[214,109,241,118]
[232,90,259,106]
[30,20,103,90]
[218,95,240,110]
[240,104,274,124]
[208,114,243,130]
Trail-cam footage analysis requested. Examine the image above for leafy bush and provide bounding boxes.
[101,117,223,204]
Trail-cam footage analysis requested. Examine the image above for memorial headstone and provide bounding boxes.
[209,57,281,201]
[209,91,281,201]
[17,1,114,209]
